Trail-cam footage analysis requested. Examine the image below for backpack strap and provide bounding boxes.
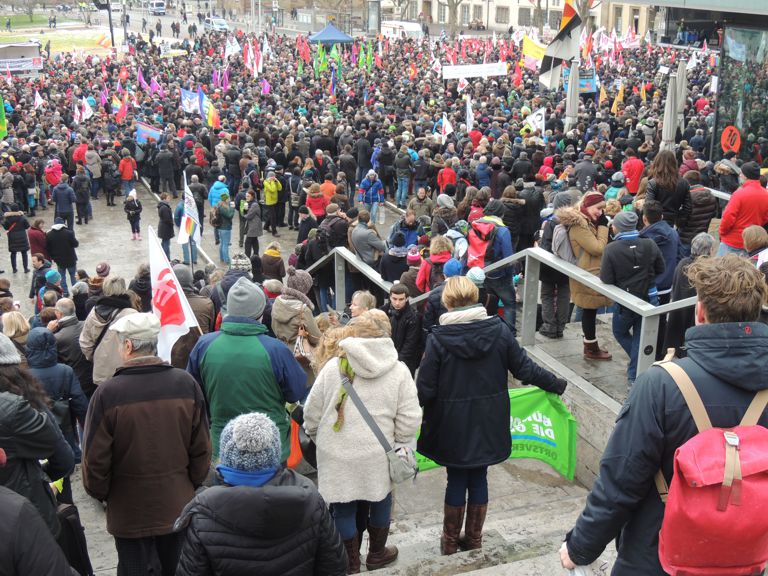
[740,389,768,427]
[654,360,712,503]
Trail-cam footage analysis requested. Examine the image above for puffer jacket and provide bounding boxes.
[174,468,347,576]
[676,185,718,245]
[79,295,138,385]
[555,206,612,309]
[394,151,413,179]
[3,211,30,253]
[0,392,74,538]
[566,322,768,574]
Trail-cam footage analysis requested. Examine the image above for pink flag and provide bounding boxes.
[260,79,271,95]
[221,68,229,92]
[116,79,123,93]
[212,69,220,88]
[148,226,200,361]
[138,67,150,91]
[150,77,164,98]
[100,87,108,107]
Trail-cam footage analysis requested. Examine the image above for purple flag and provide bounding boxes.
[138,67,150,91]
[100,88,108,107]
[116,79,123,93]
[221,68,229,92]
[260,79,270,95]
[150,77,165,98]
[212,69,220,88]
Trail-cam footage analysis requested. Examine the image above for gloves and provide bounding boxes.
[553,377,568,395]
[596,213,609,228]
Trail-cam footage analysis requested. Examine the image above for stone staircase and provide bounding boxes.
[358,459,616,575]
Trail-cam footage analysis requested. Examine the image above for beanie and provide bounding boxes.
[612,210,639,233]
[406,245,422,265]
[0,334,21,365]
[581,191,606,210]
[230,253,252,274]
[219,412,281,473]
[285,266,313,295]
[436,194,454,209]
[391,231,406,248]
[742,162,761,180]
[466,266,486,287]
[96,262,111,278]
[443,258,462,278]
[45,269,62,284]
[226,277,266,320]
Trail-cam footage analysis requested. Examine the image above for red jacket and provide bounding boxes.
[622,156,644,195]
[416,250,451,293]
[719,180,768,249]
[437,166,457,192]
[118,157,136,182]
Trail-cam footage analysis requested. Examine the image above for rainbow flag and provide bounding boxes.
[111,95,121,113]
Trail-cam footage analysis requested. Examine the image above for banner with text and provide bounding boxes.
[442,61,508,80]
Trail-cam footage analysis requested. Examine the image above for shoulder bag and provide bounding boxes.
[340,373,418,484]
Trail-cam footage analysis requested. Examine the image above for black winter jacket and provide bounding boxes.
[46,226,79,268]
[174,468,347,576]
[53,316,94,397]
[416,313,565,468]
[676,186,717,245]
[566,322,768,574]
[381,302,422,374]
[645,178,692,228]
[3,212,30,253]
[157,200,175,240]
[0,392,74,538]
[0,486,74,576]
[538,217,568,285]
[599,233,665,301]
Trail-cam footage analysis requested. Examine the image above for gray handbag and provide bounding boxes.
[340,374,418,484]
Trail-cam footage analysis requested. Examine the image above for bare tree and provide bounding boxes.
[576,0,602,34]
[390,0,412,20]
[446,0,465,36]
[533,0,545,35]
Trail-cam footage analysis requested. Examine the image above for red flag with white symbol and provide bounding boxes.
[148,226,199,361]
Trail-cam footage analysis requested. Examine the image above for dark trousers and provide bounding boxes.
[244,236,259,258]
[238,215,247,247]
[445,466,489,506]
[288,204,300,227]
[76,202,89,224]
[55,211,74,230]
[114,533,182,576]
[10,251,28,272]
[263,205,277,234]
[276,201,286,226]
[485,275,517,336]
[581,308,598,341]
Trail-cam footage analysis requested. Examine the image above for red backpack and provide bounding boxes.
[655,360,768,576]
[467,203,484,223]
[466,220,497,270]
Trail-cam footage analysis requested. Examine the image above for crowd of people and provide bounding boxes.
[0,14,767,576]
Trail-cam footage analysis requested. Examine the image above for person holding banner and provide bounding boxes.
[416,276,566,557]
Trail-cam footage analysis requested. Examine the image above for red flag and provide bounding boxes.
[671,50,676,64]
[647,42,652,57]
[115,95,128,123]
[375,54,382,69]
[408,63,417,80]
[513,62,522,87]
[118,66,128,82]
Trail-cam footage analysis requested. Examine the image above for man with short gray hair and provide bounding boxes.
[50,298,94,398]
[82,312,211,576]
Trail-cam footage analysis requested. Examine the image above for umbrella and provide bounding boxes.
[676,58,688,132]
[563,59,580,134]
[661,73,678,152]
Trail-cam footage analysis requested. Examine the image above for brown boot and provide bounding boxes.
[458,504,488,551]
[343,535,361,574]
[583,339,612,360]
[440,504,466,555]
[365,524,399,571]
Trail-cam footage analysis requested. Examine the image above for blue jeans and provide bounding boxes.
[91,177,102,199]
[332,493,392,540]
[446,466,489,506]
[612,306,643,381]
[485,275,517,336]
[364,202,380,224]
[717,242,748,257]
[396,177,409,207]
[218,228,231,264]
[316,282,334,312]
[57,265,77,296]
[182,239,198,265]
[161,238,171,260]
[122,180,134,195]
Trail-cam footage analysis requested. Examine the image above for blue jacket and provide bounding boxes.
[358,177,385,206]
[388,218,424,248]
[640,220,680,292]
[475,163,491,188]
[476,215,514,280]
[51,183,76,214]
[207,180,229,208]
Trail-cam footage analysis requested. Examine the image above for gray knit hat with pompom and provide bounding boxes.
[219,413,281,472]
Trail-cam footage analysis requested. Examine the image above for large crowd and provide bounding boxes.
[1,15,768,576]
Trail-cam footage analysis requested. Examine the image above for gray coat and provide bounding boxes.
[350,222,386,267]
[244,201,263,238]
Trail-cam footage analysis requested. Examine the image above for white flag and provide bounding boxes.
[441,112,454,143]
[525,107,547,133]
[225,36,240,58]
[177,176,202,246]
[431,58,442,75]
[262,36,272,60]
[457,77,469,93]
[72,100,81,124]
[34,90,45,109]
[81,97,94,120]
[148,226,200,361]
[466,97,474,132]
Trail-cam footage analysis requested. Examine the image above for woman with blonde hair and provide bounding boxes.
[417,276,566,556]
[303,312,421,573]
[3,310,30,361]
[555,191,613,360]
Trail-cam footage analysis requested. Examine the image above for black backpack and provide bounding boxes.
[57,503,95,576]
[425,258,445,290]
[256,146,269,169]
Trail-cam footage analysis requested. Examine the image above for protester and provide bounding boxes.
[717,162,768,256]
[123,189,143,241]
[45,216,79,296]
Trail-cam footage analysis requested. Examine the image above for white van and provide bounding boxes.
[149,0,166,15]
[381,20,424,40]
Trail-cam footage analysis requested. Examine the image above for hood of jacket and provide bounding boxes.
[270,296,304,324]
[339,337,399,379]
[174,469,316,539]
[640,220,675,244]
[432,315,504,359]
[25,328,58,369]
[555,206,589,230]
[131,275,151,294]
[684,322,768,391]
[690,186,714,206]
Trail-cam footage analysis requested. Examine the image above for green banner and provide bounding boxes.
[416,388,578,481]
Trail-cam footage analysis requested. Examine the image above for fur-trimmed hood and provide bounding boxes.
[555,206,590,230]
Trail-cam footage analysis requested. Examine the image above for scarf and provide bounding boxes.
[264,248,281,258]
[332,356,355,432]
[216,465,277,487]
[439,304,489,326]
[388,246,408,258]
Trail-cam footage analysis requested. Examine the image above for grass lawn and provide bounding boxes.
[0,13,73,29]
[1,29,111,54]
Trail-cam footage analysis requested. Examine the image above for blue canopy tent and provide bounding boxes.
[308,23,353,45]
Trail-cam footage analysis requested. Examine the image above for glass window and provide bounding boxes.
[548,10,561,30]
[461,4,470,24]
[495,6,509,24]
[438,2,447,23]
[472,5,483,21]
[613,6,622,33]
[518,7,531,27]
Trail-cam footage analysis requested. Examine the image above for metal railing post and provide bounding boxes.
[333,251,346,312]
[520,253,540,347]
[637,314,660,375]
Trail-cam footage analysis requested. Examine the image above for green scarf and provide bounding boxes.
[332,356,355,432]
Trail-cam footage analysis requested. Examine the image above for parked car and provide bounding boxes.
[204,16,229,31]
